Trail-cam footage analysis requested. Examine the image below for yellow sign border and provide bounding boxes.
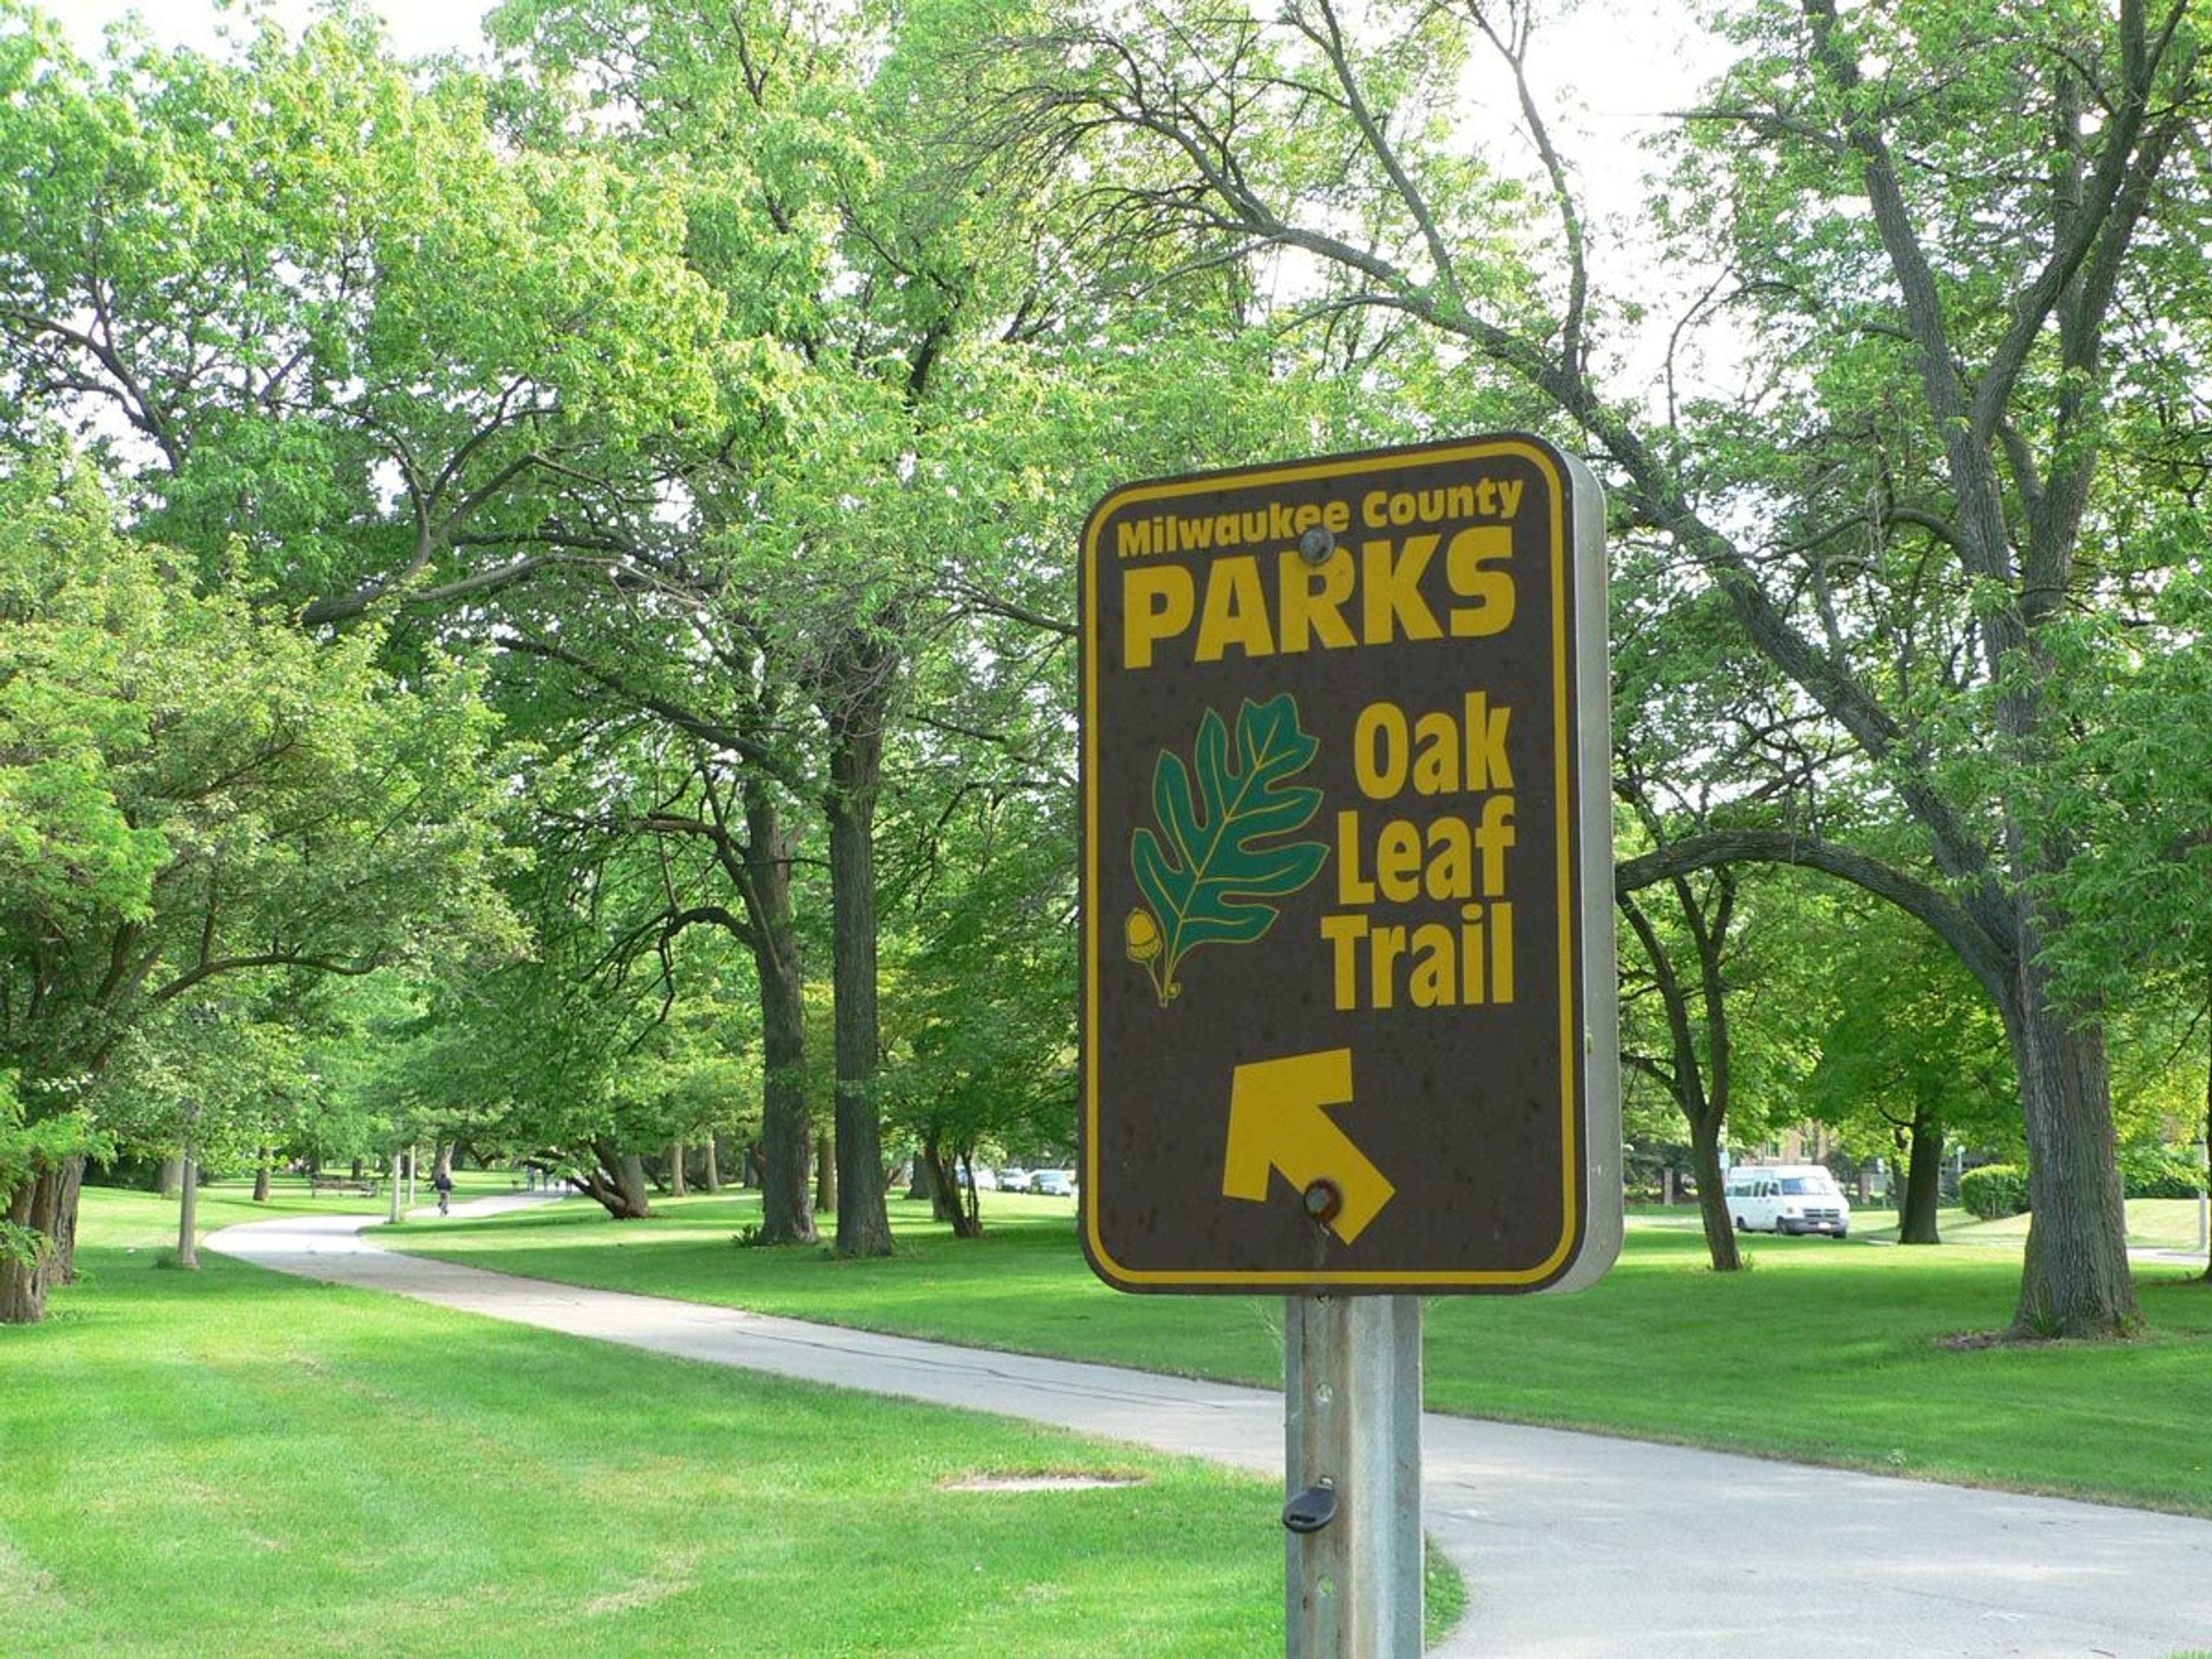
[1081,437,1589,1290]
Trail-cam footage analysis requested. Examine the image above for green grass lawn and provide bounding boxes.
[388,1187,2212,1516]
[1631,1196,2212,1251]
[1933,1198,2212,1252]
[1,1187,1346,1658]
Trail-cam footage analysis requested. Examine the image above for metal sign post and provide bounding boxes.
[1285,1294,1422,1657]
[1077,434,1617,1655]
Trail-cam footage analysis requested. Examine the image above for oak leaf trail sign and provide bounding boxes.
[1080,434,1620,1293]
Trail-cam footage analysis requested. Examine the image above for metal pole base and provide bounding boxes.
[1285,1294,1422,1657]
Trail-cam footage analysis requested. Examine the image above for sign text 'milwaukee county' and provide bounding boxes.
[1112,481,1526,670]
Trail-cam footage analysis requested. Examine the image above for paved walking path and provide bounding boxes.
[208,1199,2212,1657]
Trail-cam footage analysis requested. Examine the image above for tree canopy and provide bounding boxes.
[1,0,2207,1344]
[0,453,516,1315]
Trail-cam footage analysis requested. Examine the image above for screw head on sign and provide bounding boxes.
[1297,525,1336,565]
[1302,1179,1343,1226]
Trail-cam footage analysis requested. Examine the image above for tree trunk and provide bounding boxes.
[1688,1116,1741,1272]
[175,1152,200,1270]
[156,1154,181,1198]
[745,780,817,1246]
[814,1129,836,1215]
[53,1154,82,1284]
[1619,884,1741,1271]
[2005,964,2135,1336]
[1,1179,48,1322]
[824,658,894,1259]
[669,1139,688,1199]
[0,1156,79,1324]
[2,1179,50,1323]
[703,1134,722,1195]
[917,1142,946,1216]
[576,1139,654,1219]
[618,1152,650,1217]
[921,1137,979,1237]
[1897,1109,1944,1245]
[253,1149,272,1205]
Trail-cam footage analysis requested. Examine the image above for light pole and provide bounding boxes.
[2196,1137,2207,1257]
[175,1098,200,1270]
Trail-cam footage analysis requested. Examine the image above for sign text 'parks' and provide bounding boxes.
[1079,435,1620,1293]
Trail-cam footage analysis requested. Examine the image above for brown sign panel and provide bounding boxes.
[1079,435,1619,1293]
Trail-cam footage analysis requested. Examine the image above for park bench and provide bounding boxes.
[308,1176,381,1197]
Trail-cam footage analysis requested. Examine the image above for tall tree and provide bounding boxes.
[0,3,719,608]
[880,772,1077,1237]
[0,3,835,1238]
[1617,863,1746,1270]
[489,0,1142,1255]
[1796,906,2018,1244]
[2032,534,2212,1278]
[0,459,514,1320]
[105,998,308,1268]
[1608,528,1843,1267]
[993,0,2207,1336]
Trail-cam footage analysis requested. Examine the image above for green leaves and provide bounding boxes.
[0,454,520,1139]
[1128,693,1327,1006]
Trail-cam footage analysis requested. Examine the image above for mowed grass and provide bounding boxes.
[1,1188,1297,1658]
[1635,1196,2212,1251]
[393,1188,2212,1516]
[1926,1198,2212,1252]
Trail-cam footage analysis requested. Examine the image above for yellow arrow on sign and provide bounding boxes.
[1221,1048,1396,1245]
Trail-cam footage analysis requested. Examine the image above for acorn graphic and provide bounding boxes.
[1124,908,1162,965]
[1125,907,1179,1005]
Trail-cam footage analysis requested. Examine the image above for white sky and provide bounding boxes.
[53,0,1723,396]
[59,0,1711,118]
[62,0,495,60]
[55,0,1715,234]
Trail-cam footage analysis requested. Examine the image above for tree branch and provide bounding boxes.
[1616,828,2012,1005]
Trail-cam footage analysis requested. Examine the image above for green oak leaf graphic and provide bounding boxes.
[1127,694,1328,1007]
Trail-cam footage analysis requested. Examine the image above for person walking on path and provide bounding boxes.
[433,1166,454,1215]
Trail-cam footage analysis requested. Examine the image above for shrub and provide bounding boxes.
[2120,1143,2208,1200]
[1960,1163,2029,1219]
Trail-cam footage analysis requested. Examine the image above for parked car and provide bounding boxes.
[968,1166,999,1192]
[1724,1165,1851,1237]
[1033,1169,1075,1198]
[998,1167,1034,1194]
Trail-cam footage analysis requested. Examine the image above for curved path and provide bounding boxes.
[209,1200,2212,1658]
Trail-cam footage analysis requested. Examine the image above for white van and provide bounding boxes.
[1724,1164,1851,1237]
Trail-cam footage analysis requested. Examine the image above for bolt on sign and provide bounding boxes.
[1080,435,1620,1293]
